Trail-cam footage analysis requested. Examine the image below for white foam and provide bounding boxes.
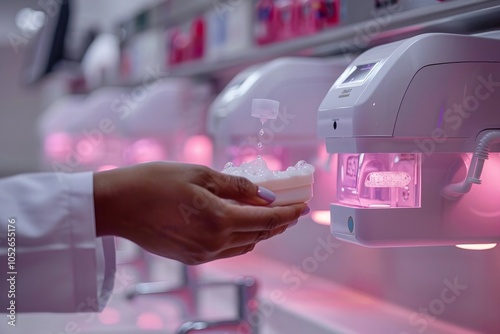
[222,157,315,183]
[222,157,315,206]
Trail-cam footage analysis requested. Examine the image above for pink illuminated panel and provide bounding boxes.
[364,171,412,188]
[336,153,421,208]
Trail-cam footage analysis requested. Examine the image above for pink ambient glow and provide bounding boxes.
[73,137,104,163]
[97,165,119,172]
[98,307,121,325]
[44,132,72,159]
[316,142,329,165]
[183,135,213,166]
[455,243,497,251]
[312,210,331,226]
[128,138,166,163]
[136,312,164,330]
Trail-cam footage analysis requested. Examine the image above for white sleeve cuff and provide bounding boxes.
[0,172,116,313]
[64,172,116,312]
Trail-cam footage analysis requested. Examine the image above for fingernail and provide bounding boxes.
[258,186,276,203]
[289,220,298,228]
[301,206,311,216]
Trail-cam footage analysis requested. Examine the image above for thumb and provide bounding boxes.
[201,169,276,206]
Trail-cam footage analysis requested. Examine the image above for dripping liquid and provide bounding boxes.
[257,118,267,155]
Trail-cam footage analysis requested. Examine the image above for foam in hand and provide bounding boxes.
[222,156,315,206]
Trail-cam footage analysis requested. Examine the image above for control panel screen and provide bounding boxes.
[342,62,378,84]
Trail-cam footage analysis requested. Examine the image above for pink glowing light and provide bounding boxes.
[97,165,119,172]
[312,210,331,226]
[73,137,103,163]
[136,312,164,330]
[127,138,166,163]
[98,307,121,325]
[316,142,329,165]
[455,243,497,251]
[44,132,72,159]
[183,135,213,166]
[247,299,259,311]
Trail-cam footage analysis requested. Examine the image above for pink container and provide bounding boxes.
[255,0,277,45]
[297,0,323,36]
[275,0,300,41]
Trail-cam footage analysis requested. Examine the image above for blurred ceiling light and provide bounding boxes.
[183,135,213,166]
[455,243,497,251]
[16,8,46,35]
[312,210,331,226]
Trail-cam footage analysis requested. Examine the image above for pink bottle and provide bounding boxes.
[255,0,276,45]
[275,0,299,41]
[120,50,131,80]
[319,0,339,28]
[297,0,322,36]
[190,16,205,60]
[168,28,185,65]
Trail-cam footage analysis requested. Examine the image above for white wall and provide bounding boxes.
[0,45,46,176]
[0,0,166,176]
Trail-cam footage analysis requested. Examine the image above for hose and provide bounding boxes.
[443,130,500,198]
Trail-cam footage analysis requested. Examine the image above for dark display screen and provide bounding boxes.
[342,62,378,84]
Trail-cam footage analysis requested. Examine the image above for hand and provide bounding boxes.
[93,162,308,265]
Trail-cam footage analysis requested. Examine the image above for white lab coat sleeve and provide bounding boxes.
[0,172,116,313]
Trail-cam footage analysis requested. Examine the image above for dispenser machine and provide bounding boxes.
[318,33,500,247]
[208,56,351,213]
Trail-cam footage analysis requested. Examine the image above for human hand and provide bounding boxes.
[94,162,309,265]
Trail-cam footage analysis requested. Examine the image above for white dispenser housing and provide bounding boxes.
[208,57,351,214]
[208,57,351,169]
[318,33,500,247]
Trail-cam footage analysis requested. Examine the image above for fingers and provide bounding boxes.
[217,244,257,260]
[222,202,308,232]
[215,220,298,259]
[194,167,276,206]
[224,222,295,249]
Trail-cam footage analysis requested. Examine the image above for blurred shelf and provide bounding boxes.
[121,0,214,37]
[165,0,500,79]
[116,0,500,87]
[159,0,214,27]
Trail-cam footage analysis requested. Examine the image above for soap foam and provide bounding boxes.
[222,156,315,183]
[223,157,315,205]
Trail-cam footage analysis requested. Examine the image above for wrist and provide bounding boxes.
[93,171,115,237]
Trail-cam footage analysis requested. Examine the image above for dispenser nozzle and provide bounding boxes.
[251,99,279,123]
